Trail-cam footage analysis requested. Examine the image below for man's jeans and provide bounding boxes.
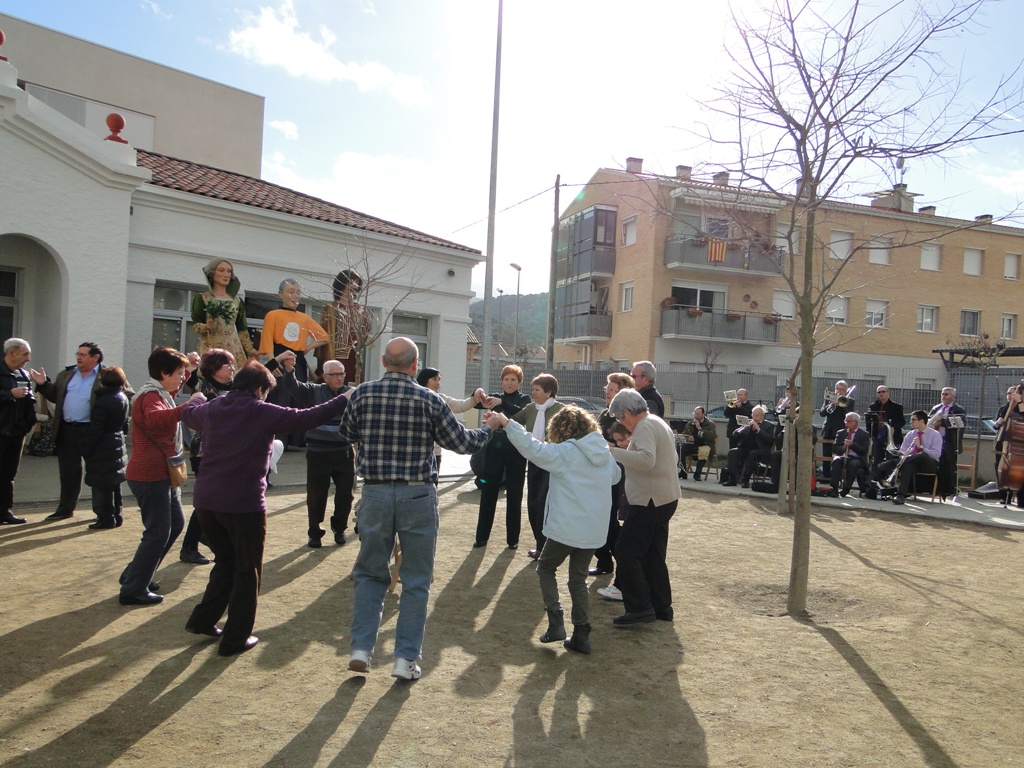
[350,482,438,661]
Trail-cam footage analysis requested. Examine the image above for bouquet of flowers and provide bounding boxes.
[204,298,237,323]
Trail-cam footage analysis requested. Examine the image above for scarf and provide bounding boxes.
[135,377,183,455]
[532,399,554,442]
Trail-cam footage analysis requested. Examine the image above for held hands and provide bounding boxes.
[278,350,297,372]
[483,411,509,429]
[472,388,487,404]
[185,351,201,372]
[189,392,207,403]
[481,395,501,409]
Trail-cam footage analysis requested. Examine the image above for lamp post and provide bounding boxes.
[496,288,504,360]
[510,262,522,360]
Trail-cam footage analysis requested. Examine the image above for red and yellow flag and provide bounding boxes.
[707,238,727,263]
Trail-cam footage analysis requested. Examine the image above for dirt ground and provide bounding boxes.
[1,477,1022,767]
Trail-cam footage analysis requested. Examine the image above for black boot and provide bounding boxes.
[564,623,591,654]
[694,460,705,481]
[539,608,566,643]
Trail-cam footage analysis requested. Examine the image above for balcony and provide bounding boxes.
[664,237,783,275]
[555,311,612,342]
[660,306,781,343]
[555,246,616,282]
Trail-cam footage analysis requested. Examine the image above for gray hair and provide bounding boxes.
[631,360,656,382]
[3,338,29,354]
[836,379,849,389]
[942,386,956,396]
[608,388,649,420]
[845,412,861,424]
[751,405,766,417]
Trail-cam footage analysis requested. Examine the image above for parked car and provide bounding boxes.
[557,396,604,412]
[964,416,998,436]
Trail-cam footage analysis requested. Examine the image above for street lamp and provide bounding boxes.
[496,288,504,359]
[510,262,522,358]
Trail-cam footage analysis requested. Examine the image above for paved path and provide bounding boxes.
[12,447,1024,530]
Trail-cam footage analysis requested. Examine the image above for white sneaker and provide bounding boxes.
[348,650,371,673]
[597,585,623,601]
[391,658,422,680]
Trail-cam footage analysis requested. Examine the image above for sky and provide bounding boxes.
[3,0,1024,297]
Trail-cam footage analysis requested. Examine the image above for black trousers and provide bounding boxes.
[592,480,623,572]
[306,448,355,538]
[614,499,677,615]
[829,456,866,494]
[877,453,939,497]
[526,462,550,551]
[0,432,26,512]
[475,443,526,546]
[187,509,266,648]
[55,421,88,515]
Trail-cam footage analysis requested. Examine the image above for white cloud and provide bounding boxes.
[140,0,171,19]
[228,1,430,107]
[268,120,299,140]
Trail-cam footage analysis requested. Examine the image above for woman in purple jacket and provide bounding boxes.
[181,361,348,657]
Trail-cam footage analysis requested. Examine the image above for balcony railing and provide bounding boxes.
[664,237,783,274]
[660,306,781,343]
[555,311,612,341]
[555,246,616,282]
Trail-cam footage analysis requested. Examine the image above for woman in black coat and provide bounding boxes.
[83,367,130,529]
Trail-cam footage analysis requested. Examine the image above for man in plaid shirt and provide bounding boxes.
[339,337,492,680]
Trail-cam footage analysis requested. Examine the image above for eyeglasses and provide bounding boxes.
[323,372,345,378]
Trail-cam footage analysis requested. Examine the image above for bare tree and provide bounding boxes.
[710,0,1024,615]
[699,341,725,411]
[313,239,437,383]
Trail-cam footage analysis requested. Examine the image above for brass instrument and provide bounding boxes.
[884,419,898,455]
[927,406,947,431]
[883,429,920,487]
[836,384,857,408]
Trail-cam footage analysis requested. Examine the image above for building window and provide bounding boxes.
[621,216,637,246]
[393,314,429,364]
[963,247,984,276]
[865,299,888,328]
[772,289,795,319]
[594,209,616,247]
[917,305,938,333]
[1002,313,1017,341]
[868,236,892,265]
[706,217,730,240]
[620,282,633,312]
[828,230,854,260]
[825,295,848,324]
[921,243,941,271]
[671,281,726,312]
[960,309,980,337]
[0,269,18,341]
[775,224,801,256]
[1005,253,1020,280]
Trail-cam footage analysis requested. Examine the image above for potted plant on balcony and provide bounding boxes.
[726,310,743,320]
[688,307,703,317]
[661,297,675,309]
[763,313,782,325]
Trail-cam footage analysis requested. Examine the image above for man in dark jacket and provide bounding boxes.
[630,360,665,418]
[828,412,871,497]
[29,342,106,521]
[723,406,776,487]
[1,338,37,524]
[282,357,353,548]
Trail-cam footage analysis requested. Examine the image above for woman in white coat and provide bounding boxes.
[485,404,620,654]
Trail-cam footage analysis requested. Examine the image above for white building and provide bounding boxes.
[0,14,481,391]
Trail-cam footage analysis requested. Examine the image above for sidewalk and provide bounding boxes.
[11,447,1024,530]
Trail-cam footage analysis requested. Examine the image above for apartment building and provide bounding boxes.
[553,158,1024,387]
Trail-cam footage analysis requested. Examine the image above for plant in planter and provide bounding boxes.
[763,313,782,325]
[727,311,743,320]
[688,307,703,317]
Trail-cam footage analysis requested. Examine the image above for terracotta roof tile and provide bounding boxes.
[136,150,479,254]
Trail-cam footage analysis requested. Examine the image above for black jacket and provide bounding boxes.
[82,387,129,488]
[831,427,871,462]
[0,363,37,437]
[868,399,906,445]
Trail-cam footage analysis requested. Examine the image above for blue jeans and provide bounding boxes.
[121,479,184,597]
[350,482,438,661]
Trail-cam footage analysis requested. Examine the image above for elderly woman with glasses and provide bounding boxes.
[606,388,681,626]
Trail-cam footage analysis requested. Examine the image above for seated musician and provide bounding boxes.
[723,406,775,488]
[828,412,870,497]
[874,411,942,505]
[679,406,717,481]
